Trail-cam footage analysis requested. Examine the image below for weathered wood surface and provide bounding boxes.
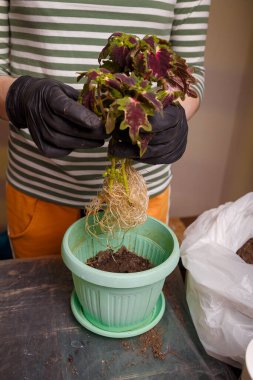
[0,257,237,380]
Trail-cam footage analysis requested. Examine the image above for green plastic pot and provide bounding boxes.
[62,215,179,338]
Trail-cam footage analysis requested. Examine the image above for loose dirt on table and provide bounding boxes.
[121,327,169,360]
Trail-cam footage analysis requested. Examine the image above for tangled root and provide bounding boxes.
[85,163,148,238]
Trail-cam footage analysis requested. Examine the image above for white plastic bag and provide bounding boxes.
[181,192,253,368]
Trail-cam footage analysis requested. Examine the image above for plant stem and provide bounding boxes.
[97,84,107,121]
[106,157,129,194]
[121,159,129,195]
[109,157,116,191]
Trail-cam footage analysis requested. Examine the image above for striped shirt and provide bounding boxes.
[0,0,210,208]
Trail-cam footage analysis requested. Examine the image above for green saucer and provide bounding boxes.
[70,291,165,338]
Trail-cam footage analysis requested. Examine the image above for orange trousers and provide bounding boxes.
[6,183,170,258]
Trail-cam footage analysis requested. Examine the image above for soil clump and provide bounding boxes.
[236,238,253,264]
[86,245,153,273]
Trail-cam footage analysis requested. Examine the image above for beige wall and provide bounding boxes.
[170,0,253,216]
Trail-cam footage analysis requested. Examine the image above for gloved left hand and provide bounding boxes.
[108,103,188,164]
[5,76,107,158]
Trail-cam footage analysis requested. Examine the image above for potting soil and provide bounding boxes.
[236,238,253,264]
[86,245,153,273]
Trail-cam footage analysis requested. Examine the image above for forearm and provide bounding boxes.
[0,76,16,121]
[179,94,200,121]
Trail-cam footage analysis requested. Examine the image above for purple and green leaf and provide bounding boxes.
[78,32,197,157]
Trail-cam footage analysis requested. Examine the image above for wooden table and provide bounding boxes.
[0,257,237,380]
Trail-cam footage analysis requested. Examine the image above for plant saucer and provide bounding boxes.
[70,290,165,339]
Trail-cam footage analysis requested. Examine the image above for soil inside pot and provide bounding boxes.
[86,245,154,273]
[236,238,253,264]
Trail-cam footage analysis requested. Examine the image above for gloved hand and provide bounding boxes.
[108,104,188,164]
[6,76,107,158]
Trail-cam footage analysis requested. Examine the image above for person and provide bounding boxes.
[0,0,211,258]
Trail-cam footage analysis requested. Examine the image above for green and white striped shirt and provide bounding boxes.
[0,0,210,208]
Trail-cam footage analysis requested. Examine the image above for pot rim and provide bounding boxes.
[61,216,180,288]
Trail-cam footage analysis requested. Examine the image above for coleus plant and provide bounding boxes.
[78,32,196,162]
[78,32,196,194]
[78,32,197,234]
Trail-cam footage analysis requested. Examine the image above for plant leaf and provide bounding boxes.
[100,60,121,73]
[137,91,163,112]
[116,97,152,144]
[99,32,139,72]
[80,84,96,111]
[149,48,174,80]
[105,103,122,134]
[76,71,87,82]
[137,134,153,157]
[114,73,136,87]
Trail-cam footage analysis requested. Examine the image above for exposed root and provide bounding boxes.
[85,163,148,239]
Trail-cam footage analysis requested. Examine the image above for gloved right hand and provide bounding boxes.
[108,103,188,164]
[6,76,107,158]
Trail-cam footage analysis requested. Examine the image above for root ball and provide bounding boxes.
[85,163,148,237]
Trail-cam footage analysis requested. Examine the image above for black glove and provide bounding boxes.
[108,104,188,164]
[6,76,107,158]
